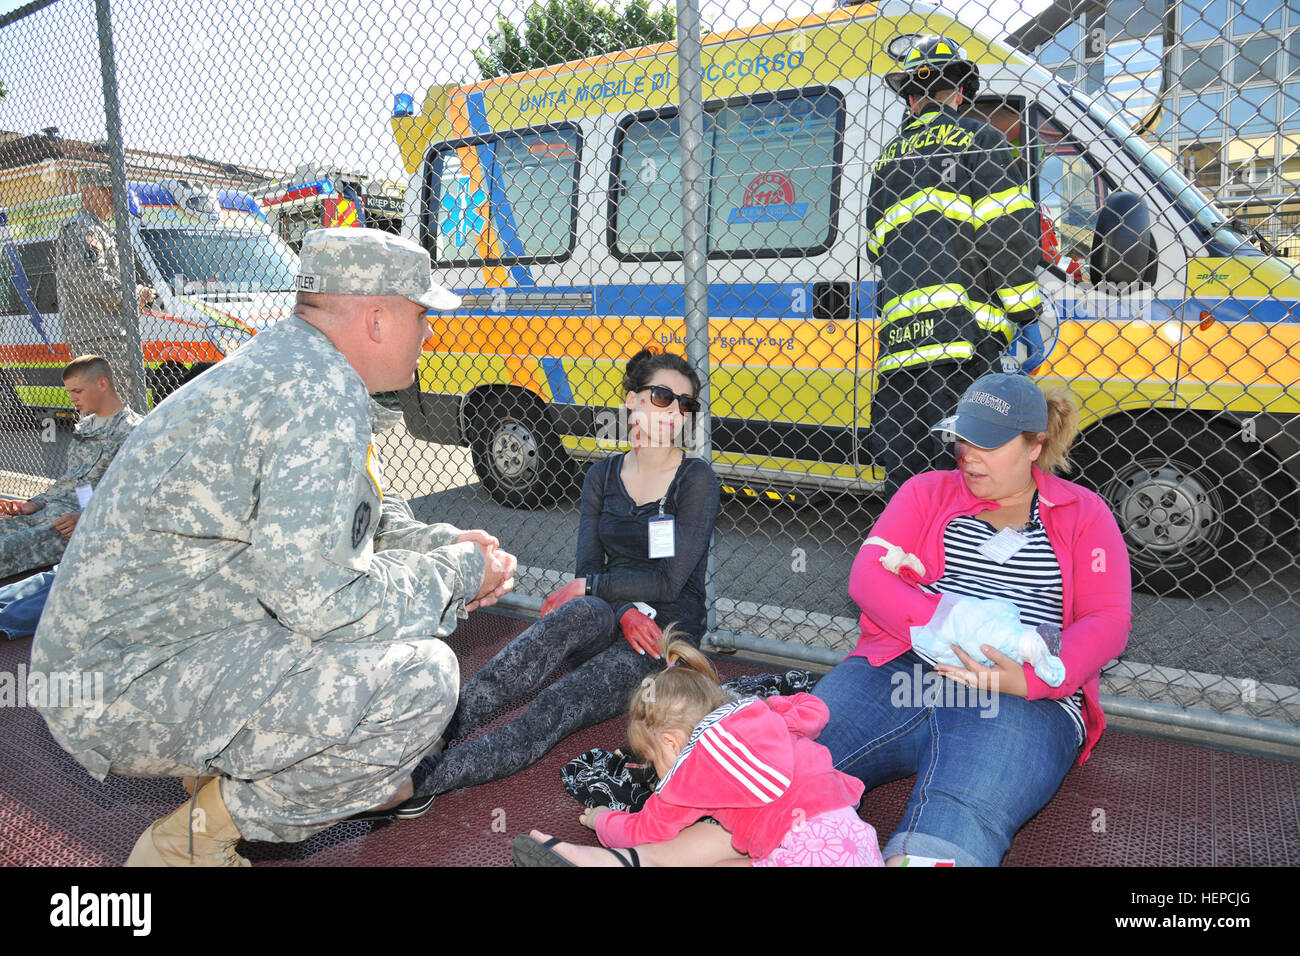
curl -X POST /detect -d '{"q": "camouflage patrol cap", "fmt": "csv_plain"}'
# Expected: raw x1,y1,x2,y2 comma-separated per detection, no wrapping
294,227,461,311
80,167,114,189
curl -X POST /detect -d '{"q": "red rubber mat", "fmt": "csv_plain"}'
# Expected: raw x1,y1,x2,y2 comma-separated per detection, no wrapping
2,613,1297,866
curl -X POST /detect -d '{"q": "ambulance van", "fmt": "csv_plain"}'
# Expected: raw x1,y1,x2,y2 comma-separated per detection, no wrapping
389,0,1299,594
0,177,298,414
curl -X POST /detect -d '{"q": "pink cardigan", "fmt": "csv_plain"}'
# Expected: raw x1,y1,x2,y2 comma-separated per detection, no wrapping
847,467,1132,763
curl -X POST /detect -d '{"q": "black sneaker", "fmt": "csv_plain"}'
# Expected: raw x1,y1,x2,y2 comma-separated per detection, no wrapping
348,757,438,822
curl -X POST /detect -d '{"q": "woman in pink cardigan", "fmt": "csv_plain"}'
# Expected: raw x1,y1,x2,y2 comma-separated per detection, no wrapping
813,372,1132,866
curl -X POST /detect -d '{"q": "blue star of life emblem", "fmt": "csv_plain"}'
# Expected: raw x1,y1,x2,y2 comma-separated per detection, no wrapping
441,178,487,247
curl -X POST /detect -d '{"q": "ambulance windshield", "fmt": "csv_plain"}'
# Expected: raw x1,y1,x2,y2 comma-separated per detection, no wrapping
1070,86,1255,253
140,229,299,295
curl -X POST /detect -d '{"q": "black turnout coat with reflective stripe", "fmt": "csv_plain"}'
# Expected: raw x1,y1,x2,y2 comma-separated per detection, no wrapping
865,103,1042,373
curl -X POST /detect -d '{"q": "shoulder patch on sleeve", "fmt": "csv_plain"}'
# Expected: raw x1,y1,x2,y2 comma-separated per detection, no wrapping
351,501,373,549
325,439,383,568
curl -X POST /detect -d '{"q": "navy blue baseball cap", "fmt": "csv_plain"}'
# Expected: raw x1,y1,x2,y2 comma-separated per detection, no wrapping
932,373,1048,449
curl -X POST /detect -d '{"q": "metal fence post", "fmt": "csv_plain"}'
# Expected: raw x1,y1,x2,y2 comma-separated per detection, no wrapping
674,0,715,631
94,0,148,413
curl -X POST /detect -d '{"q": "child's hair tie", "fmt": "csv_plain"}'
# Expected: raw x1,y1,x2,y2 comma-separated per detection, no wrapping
666,662,676,668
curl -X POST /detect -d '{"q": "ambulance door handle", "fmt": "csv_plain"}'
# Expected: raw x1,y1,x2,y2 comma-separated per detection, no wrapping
812,281,851,322
458,291,593,311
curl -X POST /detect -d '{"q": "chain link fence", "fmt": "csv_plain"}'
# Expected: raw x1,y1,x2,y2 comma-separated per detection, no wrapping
1,0,1297,744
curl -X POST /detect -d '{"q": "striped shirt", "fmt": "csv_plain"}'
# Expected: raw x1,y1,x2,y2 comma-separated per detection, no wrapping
917,495,1085,745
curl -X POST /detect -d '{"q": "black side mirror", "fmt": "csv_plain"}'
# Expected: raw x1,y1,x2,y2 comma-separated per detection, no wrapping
1091,190,1157,285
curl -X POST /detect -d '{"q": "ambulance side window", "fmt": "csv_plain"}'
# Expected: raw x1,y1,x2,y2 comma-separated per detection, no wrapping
424,125,580,265
709,91,841,255
611,86,843,260
1032,108,1110,269
614,115,691,256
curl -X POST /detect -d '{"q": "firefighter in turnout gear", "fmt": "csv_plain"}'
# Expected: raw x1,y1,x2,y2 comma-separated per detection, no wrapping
867,36,1043,496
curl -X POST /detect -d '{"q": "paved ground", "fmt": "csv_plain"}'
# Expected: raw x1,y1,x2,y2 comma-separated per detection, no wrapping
7,420,1298,723
4,618,1297,867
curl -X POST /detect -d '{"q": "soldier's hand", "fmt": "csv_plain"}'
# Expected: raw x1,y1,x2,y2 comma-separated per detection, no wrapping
540,578,584,616
0,499,41,517
456,529,499,551
52,512,80,537
467,543,516,611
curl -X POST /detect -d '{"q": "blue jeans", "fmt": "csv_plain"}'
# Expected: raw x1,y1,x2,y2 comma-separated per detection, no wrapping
814,652,1079,866
0,567,56,640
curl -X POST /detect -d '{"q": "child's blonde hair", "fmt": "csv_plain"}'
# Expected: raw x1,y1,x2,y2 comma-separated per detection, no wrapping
626,626,727,762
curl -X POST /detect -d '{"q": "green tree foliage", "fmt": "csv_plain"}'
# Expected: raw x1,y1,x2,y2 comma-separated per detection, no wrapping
474,0,675,80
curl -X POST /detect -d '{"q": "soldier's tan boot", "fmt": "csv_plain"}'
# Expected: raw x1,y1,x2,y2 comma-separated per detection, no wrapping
125,778,250,867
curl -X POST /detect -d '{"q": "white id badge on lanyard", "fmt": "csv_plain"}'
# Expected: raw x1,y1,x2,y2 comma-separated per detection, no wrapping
977,527,1029,564
648,513,675,559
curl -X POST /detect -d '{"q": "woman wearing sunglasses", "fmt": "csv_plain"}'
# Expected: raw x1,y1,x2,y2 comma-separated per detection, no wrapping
386,348,719,816
529,374,1132,867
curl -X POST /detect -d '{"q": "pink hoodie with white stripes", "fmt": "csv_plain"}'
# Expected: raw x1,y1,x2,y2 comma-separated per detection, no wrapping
594,694,865,858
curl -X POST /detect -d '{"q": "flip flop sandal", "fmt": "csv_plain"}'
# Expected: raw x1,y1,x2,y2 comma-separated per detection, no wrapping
511,834,639,867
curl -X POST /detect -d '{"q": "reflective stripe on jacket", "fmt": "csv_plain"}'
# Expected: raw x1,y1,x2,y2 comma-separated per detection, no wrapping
866,104,1042,373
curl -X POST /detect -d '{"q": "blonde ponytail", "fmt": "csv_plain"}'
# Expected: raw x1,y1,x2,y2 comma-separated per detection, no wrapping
626,625,727,762
1027,387,1079,474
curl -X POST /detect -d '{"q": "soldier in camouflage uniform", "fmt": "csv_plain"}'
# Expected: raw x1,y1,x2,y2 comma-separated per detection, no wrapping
32,228,517,866
54,167,154,405
0,356,141,577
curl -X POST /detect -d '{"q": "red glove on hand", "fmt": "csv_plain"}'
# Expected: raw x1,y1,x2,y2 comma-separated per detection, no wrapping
620,607,662,658
540,578,585,616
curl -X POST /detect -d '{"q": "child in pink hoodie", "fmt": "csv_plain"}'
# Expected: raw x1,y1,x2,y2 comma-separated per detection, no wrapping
581,638,883,867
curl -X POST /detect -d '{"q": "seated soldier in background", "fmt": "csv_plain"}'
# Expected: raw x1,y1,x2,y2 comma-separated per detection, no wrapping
0,356,142,578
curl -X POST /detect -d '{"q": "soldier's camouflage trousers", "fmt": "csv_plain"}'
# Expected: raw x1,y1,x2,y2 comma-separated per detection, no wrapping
99,630,458,844
0,511,70,579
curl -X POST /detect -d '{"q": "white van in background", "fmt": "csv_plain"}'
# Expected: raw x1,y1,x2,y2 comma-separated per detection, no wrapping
0,177,297,417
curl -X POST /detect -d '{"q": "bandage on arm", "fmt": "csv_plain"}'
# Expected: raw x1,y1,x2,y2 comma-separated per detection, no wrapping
863,536,926,577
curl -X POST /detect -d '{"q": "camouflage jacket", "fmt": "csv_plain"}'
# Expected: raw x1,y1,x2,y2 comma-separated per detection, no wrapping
29,406,143,513
55,206,124,317
31,316,485,779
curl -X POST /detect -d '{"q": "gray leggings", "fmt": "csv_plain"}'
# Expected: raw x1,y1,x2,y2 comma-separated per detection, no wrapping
422,596,674,795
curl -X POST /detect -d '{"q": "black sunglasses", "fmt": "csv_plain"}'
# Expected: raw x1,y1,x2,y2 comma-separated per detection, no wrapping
635,384,701,414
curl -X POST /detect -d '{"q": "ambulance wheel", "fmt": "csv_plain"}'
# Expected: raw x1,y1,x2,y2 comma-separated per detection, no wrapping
1085,424,1271,597
468,391,577,509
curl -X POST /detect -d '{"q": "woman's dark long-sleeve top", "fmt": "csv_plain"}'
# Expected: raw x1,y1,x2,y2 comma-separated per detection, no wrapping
575,452,720,638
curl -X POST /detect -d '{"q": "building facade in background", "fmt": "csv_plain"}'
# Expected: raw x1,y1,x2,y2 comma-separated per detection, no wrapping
1013,0,1300,252
0,128,277,209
